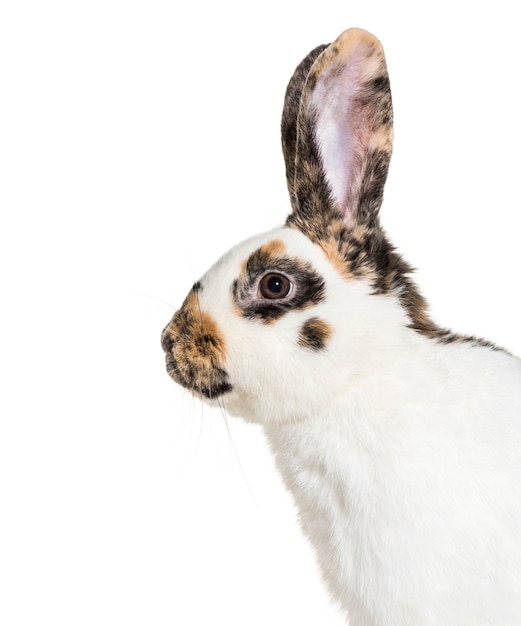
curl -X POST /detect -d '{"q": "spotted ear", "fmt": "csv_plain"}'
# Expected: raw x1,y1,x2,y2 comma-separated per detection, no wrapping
284,28,393,237
281,43,328,211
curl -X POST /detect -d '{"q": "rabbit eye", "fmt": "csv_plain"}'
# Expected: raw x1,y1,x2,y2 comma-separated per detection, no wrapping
259,273,292,299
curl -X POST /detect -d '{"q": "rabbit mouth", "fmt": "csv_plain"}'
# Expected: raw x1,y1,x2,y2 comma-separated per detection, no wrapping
165,353,233,400
161,286,232,401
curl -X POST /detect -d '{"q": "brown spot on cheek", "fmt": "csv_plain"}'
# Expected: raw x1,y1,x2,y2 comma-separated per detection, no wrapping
298,317,332,351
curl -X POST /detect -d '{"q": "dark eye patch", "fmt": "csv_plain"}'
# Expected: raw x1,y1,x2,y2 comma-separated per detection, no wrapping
232,246,326,322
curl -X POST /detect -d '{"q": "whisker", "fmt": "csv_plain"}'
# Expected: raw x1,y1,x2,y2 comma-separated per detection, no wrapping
218,398,258,507
130,289,177,311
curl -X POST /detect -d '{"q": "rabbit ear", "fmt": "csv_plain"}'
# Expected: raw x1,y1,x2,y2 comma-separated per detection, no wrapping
286,28,393,236
281,43,329,211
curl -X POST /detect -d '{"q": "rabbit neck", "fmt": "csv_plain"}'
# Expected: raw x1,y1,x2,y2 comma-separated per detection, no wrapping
262,341,521,625
264,398,402,619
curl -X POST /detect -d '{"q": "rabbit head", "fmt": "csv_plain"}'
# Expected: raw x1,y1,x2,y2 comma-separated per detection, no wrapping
161,28,439,423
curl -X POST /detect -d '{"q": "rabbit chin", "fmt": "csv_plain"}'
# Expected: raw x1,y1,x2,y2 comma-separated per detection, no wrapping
218,385,330,425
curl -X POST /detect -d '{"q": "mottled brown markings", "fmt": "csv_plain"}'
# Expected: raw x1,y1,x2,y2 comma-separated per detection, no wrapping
298,317,332,351
438,334,503,351
285,30,393,233
287,215,503,348
281,43,329,211
280,29,501,349
161,287,231,399
286,215,443,339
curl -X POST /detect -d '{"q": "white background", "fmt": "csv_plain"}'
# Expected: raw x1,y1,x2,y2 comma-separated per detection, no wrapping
1,1,520,624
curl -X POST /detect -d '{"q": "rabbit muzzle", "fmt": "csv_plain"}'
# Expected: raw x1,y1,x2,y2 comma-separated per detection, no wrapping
161,288,232,400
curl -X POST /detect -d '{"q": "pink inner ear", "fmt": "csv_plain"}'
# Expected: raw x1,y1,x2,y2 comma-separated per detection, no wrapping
310,51,372,224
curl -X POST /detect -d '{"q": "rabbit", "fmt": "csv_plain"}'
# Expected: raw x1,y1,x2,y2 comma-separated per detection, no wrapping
161,27,521,625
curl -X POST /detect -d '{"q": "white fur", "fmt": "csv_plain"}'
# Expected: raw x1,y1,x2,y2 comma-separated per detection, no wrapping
196,225,521,625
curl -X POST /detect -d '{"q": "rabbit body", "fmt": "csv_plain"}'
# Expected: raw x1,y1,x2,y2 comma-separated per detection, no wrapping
162,28,521,625
266,318,521,625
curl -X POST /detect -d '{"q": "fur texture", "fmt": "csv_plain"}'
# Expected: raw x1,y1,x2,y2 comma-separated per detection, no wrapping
162,28,521,625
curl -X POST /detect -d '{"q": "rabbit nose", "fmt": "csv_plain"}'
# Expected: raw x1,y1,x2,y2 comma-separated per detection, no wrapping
161,327,175,353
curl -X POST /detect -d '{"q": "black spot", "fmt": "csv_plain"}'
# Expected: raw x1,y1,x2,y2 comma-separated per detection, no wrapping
192,281,202,293
298,317,331,351
369,74,390,94
199,377,233,400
